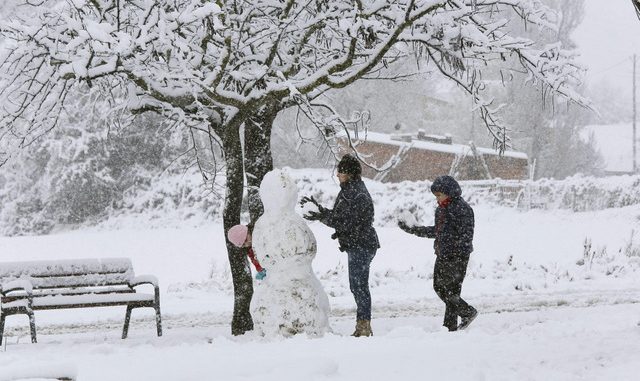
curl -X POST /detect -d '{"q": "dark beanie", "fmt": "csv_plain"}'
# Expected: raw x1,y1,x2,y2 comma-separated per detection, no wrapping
337,154,362,176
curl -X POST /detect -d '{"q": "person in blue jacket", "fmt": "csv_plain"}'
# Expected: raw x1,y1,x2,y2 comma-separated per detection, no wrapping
301,154,380,337
398,175,478,331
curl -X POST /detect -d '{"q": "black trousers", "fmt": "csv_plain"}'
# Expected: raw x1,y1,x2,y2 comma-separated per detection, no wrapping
433,254,476,330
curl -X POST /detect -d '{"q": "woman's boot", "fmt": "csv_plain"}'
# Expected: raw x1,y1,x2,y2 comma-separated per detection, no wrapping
351,320,363,336
360,320,373,337
352,320,373,337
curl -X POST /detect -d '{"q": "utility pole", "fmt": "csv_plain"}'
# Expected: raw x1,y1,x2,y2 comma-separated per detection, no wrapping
634,54,637,173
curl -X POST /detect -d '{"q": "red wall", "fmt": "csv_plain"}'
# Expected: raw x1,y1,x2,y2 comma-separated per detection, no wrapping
338,138,528,182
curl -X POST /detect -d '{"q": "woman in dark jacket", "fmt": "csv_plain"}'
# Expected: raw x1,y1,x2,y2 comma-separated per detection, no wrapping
398,175,477,331
302,154,380,337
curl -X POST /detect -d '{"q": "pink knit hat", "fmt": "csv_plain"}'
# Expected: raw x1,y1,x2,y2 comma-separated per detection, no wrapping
227,224,249,247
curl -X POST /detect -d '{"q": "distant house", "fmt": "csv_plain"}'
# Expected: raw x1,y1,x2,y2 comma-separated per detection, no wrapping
337,130,529,182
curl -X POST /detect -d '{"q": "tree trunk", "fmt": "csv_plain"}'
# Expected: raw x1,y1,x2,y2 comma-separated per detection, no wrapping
214,102,280,335
219,121,254,335
243,102,279,224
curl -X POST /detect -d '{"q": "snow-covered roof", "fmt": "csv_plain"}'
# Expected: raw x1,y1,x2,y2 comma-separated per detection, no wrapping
342,131,528,159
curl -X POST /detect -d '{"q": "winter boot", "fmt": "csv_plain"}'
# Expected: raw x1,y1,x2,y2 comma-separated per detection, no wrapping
459,309,478,330
351,320,363,337
352,320,373,337
361,320,373,337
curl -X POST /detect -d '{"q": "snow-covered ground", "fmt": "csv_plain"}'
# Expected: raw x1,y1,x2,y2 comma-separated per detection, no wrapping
1,199,640,380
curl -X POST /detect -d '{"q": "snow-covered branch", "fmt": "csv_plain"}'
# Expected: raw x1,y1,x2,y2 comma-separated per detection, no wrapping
0,0,588,156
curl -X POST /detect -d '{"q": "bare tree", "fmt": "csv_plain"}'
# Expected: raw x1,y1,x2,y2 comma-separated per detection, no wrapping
0,0,588,335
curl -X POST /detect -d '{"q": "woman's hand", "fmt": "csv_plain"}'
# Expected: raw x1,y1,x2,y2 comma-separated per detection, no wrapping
301,195,329,221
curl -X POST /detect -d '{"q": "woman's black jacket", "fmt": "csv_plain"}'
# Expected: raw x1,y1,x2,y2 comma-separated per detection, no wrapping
321,178,380,252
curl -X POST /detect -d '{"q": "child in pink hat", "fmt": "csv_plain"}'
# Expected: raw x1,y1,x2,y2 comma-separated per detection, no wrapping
227,224,266,280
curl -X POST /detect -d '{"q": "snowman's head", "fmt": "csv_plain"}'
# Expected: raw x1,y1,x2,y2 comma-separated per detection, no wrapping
259,169,298,214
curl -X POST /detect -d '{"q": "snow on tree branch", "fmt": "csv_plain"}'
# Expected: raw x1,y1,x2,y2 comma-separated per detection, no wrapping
0,0,588,157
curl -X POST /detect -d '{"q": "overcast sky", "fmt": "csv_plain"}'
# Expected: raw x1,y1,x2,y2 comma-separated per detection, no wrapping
573,1,640,92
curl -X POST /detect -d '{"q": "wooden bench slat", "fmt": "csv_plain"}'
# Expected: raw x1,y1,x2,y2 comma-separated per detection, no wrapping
1,294,154,311
24,273,133,289
29,271,131,279
31,293,155,308
2,286,135,303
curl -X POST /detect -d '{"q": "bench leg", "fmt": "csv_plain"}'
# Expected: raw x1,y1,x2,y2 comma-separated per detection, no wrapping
122,305,133,339
0,312,5,345
154,302,162,337
28,312,37,343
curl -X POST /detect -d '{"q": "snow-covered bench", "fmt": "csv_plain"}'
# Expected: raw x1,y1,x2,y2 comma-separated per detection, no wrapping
0,258,162,344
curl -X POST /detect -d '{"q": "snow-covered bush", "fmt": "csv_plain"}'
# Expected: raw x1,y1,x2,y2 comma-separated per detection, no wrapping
622,230,640,258
576,236,636,279
465,175,640,212
2,165,640,235
0,112,183,235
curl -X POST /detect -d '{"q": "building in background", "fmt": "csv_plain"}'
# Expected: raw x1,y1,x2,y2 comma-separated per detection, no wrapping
338,130,528,182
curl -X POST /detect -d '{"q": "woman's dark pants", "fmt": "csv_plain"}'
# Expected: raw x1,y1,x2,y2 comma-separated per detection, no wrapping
347,247,376,320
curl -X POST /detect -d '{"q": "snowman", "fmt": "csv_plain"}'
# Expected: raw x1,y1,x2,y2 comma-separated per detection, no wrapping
251,169,330,337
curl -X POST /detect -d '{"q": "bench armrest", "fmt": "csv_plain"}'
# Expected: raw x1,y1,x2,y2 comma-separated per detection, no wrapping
129,275,159,288
1,279,34,295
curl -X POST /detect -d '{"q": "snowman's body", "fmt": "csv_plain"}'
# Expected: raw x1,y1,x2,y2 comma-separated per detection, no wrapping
251,169,330,337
